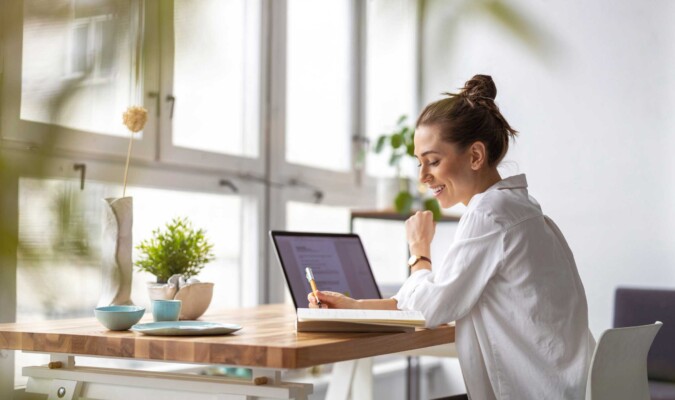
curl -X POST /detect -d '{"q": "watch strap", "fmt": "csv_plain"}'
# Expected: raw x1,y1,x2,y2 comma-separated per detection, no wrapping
409,255,432,267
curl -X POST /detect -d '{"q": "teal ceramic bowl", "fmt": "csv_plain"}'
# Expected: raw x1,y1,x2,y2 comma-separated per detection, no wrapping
94,306,145,331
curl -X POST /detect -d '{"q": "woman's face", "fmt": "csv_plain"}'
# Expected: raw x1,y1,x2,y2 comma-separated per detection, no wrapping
414,125,475,208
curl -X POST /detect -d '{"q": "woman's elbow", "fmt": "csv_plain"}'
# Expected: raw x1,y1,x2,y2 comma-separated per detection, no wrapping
420,307,455,329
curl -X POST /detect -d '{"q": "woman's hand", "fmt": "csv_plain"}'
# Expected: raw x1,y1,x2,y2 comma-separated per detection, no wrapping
405,210,435,256
307,291,360,309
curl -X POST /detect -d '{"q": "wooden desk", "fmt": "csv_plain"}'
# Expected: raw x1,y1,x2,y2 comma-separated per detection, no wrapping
0,304,455,400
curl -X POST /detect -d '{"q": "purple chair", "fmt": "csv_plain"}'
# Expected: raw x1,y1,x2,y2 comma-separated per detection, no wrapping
614,288,675,400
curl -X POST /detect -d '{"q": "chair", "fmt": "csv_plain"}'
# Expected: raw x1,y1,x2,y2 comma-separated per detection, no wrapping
614,287,675,400
586,321,662,400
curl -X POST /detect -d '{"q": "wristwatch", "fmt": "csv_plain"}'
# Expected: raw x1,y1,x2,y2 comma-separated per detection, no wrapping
407,255,432,267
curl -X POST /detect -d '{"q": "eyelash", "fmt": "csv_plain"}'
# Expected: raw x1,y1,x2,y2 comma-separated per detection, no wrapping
417,160,440,168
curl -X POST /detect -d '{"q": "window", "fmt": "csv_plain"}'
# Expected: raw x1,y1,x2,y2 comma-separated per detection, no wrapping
17,177,252,320
286,201,351,233
285,0,352,172
365,0,418,177
66,16,116,81
20,0,141,137
170,0,261,158
13,169,259,387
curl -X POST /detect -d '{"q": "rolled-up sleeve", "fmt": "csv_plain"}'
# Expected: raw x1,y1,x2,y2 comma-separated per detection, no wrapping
392,211,504,327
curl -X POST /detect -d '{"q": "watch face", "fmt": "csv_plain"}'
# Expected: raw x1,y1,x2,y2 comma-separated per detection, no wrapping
407,255,417,266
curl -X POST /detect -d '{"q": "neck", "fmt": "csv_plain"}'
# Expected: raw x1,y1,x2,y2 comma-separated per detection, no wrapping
463,168,502,205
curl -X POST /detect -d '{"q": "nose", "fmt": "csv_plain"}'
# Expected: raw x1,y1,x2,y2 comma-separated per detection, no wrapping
419,165,431,183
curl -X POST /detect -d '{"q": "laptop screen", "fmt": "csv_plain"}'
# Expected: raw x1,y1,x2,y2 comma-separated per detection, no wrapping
270,231,383,308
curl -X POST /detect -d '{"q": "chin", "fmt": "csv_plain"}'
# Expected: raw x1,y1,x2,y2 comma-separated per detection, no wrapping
437,198,453,209
437,194,463,209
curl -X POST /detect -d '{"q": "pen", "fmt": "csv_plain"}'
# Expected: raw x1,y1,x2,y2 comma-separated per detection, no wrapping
305,267,322,307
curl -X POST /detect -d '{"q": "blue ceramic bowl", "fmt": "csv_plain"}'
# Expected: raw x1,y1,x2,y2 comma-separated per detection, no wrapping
94,306,145,331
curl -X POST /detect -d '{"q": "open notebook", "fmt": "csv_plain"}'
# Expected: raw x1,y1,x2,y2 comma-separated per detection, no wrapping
296,308,426,333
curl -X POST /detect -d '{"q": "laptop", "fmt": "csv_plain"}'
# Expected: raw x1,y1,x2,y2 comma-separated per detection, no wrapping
269,231,383,309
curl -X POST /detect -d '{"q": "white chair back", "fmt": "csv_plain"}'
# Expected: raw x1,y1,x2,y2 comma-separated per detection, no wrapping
586,321,663,400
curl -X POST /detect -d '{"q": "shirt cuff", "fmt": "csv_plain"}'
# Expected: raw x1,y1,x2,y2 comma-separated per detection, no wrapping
391,268,433,310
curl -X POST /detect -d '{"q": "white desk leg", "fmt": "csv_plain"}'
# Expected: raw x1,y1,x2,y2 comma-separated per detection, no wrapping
325,358,373,400
326,360,357,400
0,350,14,400
352,358,373,400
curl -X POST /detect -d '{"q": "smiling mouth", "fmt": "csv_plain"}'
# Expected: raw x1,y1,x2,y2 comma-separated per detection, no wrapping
430,185,445,196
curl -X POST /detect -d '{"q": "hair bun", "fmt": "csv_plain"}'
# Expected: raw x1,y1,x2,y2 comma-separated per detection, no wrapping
461,74,497,101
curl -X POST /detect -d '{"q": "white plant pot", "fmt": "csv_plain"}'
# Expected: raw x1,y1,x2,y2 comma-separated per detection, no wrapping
146,280,214,320
147,282,178,301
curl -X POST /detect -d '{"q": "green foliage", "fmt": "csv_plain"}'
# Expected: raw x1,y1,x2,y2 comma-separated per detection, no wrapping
373,116,416,170
394,191,414,215
135,217,215,283
373,115,441,220
423,197,442,221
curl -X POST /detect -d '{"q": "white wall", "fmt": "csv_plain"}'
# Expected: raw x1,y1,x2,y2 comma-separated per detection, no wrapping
422,0,675,337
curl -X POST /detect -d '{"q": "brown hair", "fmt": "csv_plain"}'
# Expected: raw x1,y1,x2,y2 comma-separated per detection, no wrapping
416,74,518,166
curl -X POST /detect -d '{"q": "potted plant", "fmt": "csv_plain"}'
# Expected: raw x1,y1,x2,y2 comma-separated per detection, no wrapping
136,217,216,320
372,115,441,219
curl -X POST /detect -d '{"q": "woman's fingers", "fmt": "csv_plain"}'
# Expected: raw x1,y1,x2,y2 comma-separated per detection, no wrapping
308,291,328,307
308,292,319,307
307,291,344,308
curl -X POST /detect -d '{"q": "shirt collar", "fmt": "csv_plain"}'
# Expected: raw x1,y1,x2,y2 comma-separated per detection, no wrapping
489,173,528,191
466,174,528,210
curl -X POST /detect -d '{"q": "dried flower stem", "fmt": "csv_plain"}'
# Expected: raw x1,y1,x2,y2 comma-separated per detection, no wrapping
121,106,148,198
122,134,133,197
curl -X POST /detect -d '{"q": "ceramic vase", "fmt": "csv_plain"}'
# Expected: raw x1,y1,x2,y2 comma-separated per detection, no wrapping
175,282,214,320
147,276,213,320
98,197,134,306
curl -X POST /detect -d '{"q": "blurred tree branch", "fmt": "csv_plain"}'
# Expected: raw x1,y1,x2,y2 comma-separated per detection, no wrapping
421,0,559,69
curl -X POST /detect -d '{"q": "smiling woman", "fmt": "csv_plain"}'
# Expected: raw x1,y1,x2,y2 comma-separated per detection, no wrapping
413,75,517,208
309,75,596,400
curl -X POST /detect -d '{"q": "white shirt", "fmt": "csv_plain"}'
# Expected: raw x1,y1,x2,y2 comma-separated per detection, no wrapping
393,174,595,400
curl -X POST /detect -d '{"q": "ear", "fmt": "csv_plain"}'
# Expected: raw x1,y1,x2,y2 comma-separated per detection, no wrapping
468,141,488,170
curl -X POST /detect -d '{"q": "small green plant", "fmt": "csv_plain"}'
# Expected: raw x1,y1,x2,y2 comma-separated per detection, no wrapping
135,217,215,283
373,115,441,220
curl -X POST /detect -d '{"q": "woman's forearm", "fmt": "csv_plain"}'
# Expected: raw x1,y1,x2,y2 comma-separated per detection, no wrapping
356,298,399,310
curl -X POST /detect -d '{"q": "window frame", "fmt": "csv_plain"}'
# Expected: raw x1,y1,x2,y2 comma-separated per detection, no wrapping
155,0,267,175
268,0,371,188
1,0,157,161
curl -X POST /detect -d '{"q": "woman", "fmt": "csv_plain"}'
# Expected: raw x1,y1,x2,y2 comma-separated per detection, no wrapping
308,75,595,400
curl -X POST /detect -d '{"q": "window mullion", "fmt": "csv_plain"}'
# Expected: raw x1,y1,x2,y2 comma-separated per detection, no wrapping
352,0,367,183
